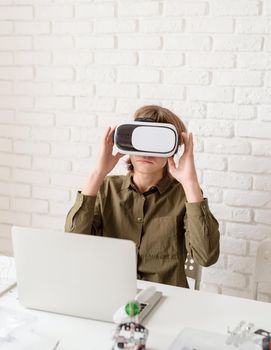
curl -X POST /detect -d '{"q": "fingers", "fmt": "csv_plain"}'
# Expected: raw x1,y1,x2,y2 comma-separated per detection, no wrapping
102,126,116,147
107,126,115,143
181,132,188,146
102,127,111,144
182,132,193,154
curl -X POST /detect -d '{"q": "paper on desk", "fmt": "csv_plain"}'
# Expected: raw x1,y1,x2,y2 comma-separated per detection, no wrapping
0,305,60,350
168,328,260,350
0,256,17,296
0,329,60,350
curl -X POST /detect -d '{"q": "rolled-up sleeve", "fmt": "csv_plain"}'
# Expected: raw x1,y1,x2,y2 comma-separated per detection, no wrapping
184,198,220,267
65,191,100,235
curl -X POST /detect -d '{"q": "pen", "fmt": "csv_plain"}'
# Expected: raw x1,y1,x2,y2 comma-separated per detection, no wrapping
52,340,60,350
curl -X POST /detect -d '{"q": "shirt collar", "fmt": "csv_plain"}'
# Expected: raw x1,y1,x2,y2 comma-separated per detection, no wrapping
122,174,133,190
122,173,174,194
156,173,174,194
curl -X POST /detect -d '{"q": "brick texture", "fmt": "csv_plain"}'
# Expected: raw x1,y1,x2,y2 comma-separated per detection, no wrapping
0,0,270,301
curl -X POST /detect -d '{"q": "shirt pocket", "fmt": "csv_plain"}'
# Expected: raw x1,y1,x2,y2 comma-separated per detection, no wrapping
142,216,179,258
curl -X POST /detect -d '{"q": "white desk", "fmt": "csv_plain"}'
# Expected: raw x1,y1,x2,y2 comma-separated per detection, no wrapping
1,280,271,350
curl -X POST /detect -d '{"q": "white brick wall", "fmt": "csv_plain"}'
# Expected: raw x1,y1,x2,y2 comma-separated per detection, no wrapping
0,0,270,302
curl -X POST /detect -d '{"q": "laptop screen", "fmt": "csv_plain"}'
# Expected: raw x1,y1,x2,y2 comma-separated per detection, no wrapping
12,226,137,322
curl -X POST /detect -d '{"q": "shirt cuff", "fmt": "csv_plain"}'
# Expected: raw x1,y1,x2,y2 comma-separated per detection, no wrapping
185,198,209,217
76,191,97,210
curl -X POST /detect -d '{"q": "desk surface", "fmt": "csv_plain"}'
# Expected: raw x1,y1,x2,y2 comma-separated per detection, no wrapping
1,280,271,349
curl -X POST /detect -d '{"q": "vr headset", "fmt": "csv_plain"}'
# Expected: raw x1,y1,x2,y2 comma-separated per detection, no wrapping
113,121,178,157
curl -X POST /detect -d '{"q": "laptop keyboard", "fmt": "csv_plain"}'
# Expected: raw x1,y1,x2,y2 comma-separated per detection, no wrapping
139,303,147,313
137,291,163,322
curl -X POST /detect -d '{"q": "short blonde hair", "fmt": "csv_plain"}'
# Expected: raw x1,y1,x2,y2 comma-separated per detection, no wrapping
126,105,187,173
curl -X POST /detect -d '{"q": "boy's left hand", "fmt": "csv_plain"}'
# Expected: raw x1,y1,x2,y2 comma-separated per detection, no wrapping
168,132,198,185
168,132,203,203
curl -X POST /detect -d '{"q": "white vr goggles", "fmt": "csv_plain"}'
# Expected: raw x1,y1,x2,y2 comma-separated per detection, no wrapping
113,121,178,157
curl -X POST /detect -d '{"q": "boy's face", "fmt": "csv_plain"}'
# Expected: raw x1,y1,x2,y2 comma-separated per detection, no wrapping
130,155,168,175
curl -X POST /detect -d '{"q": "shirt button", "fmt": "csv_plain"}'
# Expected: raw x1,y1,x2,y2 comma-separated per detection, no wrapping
137,217,142,222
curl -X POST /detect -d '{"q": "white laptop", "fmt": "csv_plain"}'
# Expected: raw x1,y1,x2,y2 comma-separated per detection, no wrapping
12,226,138,323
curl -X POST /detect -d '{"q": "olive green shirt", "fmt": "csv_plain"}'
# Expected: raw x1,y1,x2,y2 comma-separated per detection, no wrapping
65,174,220,288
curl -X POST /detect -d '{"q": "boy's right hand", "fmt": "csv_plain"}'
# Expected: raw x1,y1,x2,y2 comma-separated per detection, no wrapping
82,127,124,196
94,126,124,177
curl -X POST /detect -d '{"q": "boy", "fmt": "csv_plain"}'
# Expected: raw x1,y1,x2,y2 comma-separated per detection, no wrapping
65,105,220,288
